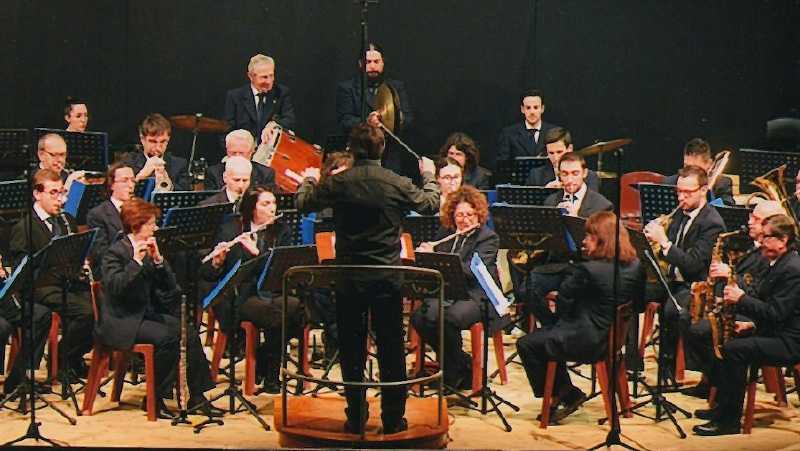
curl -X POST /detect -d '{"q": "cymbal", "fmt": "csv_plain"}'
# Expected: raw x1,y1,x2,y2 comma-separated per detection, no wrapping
169,115,231,134
597,171,618,179
576,138,632,157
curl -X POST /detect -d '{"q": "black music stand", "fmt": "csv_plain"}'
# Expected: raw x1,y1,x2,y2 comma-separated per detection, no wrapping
275,193,295,211
276,210,306,246
0,129,30,178
134,178,155,200
200,255,269,432
37,229,96,416
151,190,221,212
32,128,108,172
496,184,558,205
495,157,548,185
738,148,800,192
64,181,108,225
562,215,587,258
402,214,441,247
637,183,678,224
491,204,566,252
714,205,750,232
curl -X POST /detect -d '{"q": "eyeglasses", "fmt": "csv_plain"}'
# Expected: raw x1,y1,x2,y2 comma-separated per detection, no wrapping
42,189,67,197
113,176,136,184
439,175,461,182
40,150,67,159
454,211,477,219
676,186,701,196
762,233,783,241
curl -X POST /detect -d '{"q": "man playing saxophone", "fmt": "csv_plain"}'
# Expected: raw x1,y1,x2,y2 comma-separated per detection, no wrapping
643,165,725,379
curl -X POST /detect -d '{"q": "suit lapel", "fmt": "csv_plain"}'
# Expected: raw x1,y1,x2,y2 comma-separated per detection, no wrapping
240,86,258,123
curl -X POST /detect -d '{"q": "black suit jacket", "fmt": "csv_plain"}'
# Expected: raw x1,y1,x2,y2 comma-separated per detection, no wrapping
204,161,276,192
526,165,601,191
663,173,735,206
86,200,123,272
737,250,800,356
223,83,296,145
663,203,725,283
464,166,493,190
336,77,414,134
544,188,613,218
97,238,180,350
497,121,557,160
125,152,192,191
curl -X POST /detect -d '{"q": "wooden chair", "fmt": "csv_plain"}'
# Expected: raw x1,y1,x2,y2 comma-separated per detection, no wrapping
47,312,61,381
5,328,22,374
539,303,633,428
638,301,685,382
620,171,664,229
209,321,259,395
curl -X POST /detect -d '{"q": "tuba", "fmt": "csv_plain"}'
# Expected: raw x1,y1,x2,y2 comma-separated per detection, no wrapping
747,164,800,238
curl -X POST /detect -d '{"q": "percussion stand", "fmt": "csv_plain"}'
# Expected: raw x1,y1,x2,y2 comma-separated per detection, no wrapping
186,113,201,181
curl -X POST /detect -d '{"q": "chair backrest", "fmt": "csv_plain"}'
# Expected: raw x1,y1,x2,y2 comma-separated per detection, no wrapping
608,302,633,362
89,281,102,323
315,231,335,263
620,171,664,228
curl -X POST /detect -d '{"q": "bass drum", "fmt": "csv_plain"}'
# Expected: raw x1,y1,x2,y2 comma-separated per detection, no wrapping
254,126,323,193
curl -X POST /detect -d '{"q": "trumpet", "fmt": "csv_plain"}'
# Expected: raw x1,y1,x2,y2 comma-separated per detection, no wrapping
200,213,283,264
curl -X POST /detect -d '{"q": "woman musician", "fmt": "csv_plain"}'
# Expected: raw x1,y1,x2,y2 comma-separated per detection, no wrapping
98,198,221,419
411,185,507,390
200,185,303,394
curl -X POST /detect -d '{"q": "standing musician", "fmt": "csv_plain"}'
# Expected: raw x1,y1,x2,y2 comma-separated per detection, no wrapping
205,129,276,192
126,113,192,192
517,211,644,424
198,156,252,209
437,132,492,189
497,89,558,160
98,198,221,419
663,138,735,205
411,185,504,390
682,200,783,398
643,165,725,377
524,127,600,191
63,96,89,132
515,152,613,327
223,54,296,146
201,185,303,394
0,256,52,396
693,214,800,436
86,162,136,276
296,123,439,435
336,43,419,186
8,169,94,379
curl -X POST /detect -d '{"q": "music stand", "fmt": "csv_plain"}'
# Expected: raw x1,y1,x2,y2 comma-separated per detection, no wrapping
276,192,296,211
738,148,800,192
562,215,587,257
402,214,441,247
199,255,269,432
134,178,155,200
714,205,750,232
490,204,567,252
637,183,678,224
495,157,548,185
276,210,306,246
496,184,558,205
0,129,30,172
257,245,318,293
151,190,221,212
64,181,108,225
32,128,108,172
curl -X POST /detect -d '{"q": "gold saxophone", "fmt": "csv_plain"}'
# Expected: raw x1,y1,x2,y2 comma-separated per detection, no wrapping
707,231,746,359
689,230,740,325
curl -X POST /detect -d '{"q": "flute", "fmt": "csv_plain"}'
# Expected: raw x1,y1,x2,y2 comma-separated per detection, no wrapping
200,213,283,264
425,222,480,247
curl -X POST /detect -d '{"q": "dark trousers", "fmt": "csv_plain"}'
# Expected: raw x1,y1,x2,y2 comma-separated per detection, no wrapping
520,272,564,327
1,304,52,393
39,289,94,371
649,282,691,375
335,274,406,426
411,298,480,386
134,313,214,399
710,335,798,426
238,295,303,385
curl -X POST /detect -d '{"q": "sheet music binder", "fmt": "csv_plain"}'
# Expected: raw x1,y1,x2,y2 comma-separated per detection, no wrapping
0,255,30,314
496,184,558,206
159,203,234,248
35,229,97,286
637,183,678,224
495,156,548,185
257,245,318,293
33,128,108,172
134,178,155,200
402,214,440,247
470,253,510,316
64,181,108,224
201,255,268,310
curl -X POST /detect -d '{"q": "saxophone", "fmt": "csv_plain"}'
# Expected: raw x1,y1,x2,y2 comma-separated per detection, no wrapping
689,231,735,324
704,230,745,359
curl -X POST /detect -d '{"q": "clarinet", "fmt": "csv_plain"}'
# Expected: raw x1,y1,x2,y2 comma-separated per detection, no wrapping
178,294,189,412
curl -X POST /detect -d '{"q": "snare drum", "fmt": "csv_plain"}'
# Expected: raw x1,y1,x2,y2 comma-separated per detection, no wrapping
257,127,323,193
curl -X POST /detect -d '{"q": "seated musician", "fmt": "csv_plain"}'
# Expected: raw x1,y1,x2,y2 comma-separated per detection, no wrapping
201,185,303,394
682,199,783,398
517,211,643,424
64,96,89,132
438,132,492,189
497,89,557,160
411,185,504,390
524,127,600,191
436,156,463,207
642,165,725,377
0,255,52,396
663,138,734,206
205,129,275,192
98,198,221,418
693,214,800,436
518,152,613,327
37,133,88,191
86,162,136,276
199,156,252,209
127,113,191,191
8,169,94,380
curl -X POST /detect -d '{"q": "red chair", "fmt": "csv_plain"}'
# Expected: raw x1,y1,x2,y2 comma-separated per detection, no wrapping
620,171,664,230
539,303,633,428
209,321,259,395
469,323,509,391
638,301,685,382
47,312,61,381
6,329,22,374
81,282,158,421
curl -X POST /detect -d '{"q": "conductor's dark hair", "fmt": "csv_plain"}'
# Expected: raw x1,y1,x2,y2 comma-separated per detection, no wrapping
63,96,88,116
678,165,709,187
544,127,572,147
240,185,275,226
520,89,545,106
347,123,385,160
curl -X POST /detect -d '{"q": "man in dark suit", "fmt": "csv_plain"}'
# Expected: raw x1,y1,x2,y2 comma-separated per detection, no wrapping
8,169,94,379
198,156,251,210
643,165,725,376
693,214,800,436
335,43,418,185
205,129,275,192
86,162,136,276
497,89,558,160
223,54,296,146
662,138,735,205
126,113,192,191
526,127,600,191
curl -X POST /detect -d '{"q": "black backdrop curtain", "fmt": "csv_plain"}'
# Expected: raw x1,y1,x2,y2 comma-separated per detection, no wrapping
1,0,798,174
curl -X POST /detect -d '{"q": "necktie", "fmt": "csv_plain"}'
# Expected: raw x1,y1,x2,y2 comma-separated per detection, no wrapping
256,92,268,124
528,128,539,144
668,214,688,279
47,216,64,237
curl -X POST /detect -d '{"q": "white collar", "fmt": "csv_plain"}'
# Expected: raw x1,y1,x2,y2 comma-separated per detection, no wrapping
127,233,140,249
225,188,240,204
110,196,124,212
525,120,542,130
33,203,51,222
682,202,705,221
565,183,588,200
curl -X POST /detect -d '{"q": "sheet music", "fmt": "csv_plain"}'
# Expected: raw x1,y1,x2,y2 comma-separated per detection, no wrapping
469,253,510,316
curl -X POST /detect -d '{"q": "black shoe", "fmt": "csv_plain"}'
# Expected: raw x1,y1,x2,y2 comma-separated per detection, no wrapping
188,395,224,418
535,404,559,425
551,389,587,423
692,420,740,436
382,417,408,435
344,406,369,434
681,382,710,399
694,408,717,420
70,360,90,379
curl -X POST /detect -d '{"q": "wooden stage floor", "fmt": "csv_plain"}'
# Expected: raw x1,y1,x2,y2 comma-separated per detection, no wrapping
2,333,800,450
